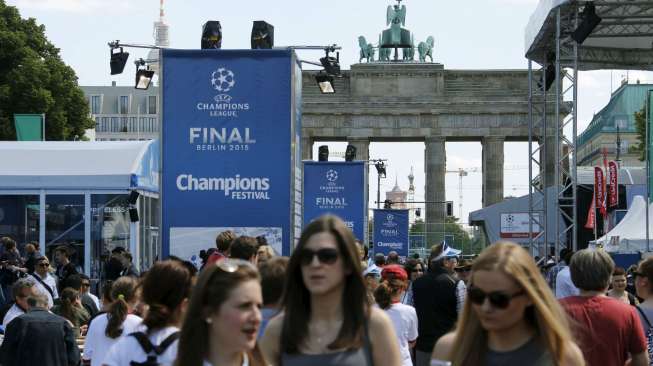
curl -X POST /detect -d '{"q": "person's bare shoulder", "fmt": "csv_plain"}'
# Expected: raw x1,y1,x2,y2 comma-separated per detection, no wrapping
432,332,456,361
560,342,585,366
260,312,284,366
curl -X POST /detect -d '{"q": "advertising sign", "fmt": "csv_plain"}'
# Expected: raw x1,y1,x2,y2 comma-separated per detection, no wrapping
161,49,301,258
373,209,409,260
608,161,618,208
500,213,541,238
303,161,367,242
595,166,606,216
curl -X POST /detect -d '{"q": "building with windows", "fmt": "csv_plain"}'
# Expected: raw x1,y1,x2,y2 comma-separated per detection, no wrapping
82,83,159,141
577,82,649,167
386,178,408,209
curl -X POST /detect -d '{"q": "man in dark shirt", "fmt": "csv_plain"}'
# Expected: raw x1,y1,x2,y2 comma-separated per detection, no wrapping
412,243,461,366
0,290,80,366
53,245,78,292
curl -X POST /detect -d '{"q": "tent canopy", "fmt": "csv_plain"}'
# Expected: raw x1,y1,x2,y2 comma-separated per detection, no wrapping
595,195,653,252
525,0,653,70
0,140,159,192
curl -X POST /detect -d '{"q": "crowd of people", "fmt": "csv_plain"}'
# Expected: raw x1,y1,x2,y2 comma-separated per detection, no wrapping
0,216,652,365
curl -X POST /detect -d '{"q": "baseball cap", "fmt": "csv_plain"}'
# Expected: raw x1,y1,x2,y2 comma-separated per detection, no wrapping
363,264,382,278
433,243,462,261
381,264,408,281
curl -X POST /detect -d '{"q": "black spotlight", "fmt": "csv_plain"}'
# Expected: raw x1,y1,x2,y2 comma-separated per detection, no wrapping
201,21,223,49
127,191,140,205
345,144,357,161
320,52,341,76
251,21,274,49
129,207,139,222
110,47,129,75
571,2,602,44
384,199,393,209
318,145,329,162
135,61,155,90
375,162,386,178
415,208,421,217
446,201,454,217
315,72,335,94
537,62,556,92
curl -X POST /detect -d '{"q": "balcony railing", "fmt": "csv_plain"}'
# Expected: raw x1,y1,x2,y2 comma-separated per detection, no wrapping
94,115,158,133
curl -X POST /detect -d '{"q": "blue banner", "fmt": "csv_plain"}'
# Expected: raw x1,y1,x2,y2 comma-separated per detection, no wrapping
373,209,409,260
161,49,301,260
303,161,367,242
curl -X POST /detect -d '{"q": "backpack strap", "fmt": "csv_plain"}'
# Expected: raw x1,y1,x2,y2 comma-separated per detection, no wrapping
29,273,54,300
636,306,653,328
129,331,180,366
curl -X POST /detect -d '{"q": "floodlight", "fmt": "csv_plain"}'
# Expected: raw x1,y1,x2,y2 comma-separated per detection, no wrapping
320,52,341,76
315,73,335,94
571,3,602,44
135,62,155,90
446,201,454,217
129,207,139,222
201,21,223,49
345,144,357,161
127,190,140,205
538,62,556,92
251,21,274,49
318,145,329,162
384,199,393,209
415,208,421,217
375,162,386,178
110,47,129,75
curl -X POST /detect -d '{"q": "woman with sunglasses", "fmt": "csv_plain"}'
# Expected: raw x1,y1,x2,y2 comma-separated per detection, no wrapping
260,215,401,366
103,260,193,366
175,258,265,366
401,259,423,306
432,241,584,366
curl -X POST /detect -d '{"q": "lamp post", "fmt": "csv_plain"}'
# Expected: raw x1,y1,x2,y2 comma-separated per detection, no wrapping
372,160,387,209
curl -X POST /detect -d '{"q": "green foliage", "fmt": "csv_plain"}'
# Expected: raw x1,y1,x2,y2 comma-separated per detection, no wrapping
409,216,483,255
634,104,647,161
0,1,93,140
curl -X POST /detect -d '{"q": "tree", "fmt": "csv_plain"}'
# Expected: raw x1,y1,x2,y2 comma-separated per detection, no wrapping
0,1,93,140
634,104,647,161
409,216,481,255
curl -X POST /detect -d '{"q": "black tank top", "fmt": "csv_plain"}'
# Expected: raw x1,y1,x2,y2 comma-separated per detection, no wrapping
484,337,553,366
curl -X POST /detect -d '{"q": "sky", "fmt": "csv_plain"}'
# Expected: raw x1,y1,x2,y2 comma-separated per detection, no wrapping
8,0,653,226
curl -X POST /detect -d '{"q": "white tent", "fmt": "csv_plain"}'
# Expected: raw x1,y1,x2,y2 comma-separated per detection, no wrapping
593,196,653,253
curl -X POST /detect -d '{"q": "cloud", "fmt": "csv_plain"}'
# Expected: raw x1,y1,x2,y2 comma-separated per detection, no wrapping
11,0,132,13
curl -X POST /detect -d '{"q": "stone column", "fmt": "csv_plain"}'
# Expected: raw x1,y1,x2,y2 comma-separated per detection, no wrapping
425,137,446,244
301,136,313,161
482,137,504,207
347,138,370,244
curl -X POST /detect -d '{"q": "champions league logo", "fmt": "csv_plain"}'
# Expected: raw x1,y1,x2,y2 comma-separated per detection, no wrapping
326,169,338,182
196,67,250,118
386,214,394,222
211,68,235,92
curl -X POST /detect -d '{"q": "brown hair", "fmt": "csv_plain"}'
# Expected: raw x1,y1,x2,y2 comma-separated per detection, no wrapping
449,241,582,366
175,260,266,366
58,287,82,327
613,267,626,276
638,257,653,293
229,236,259,262
259,256,289,306
281,215,368,354
105,276,139,338
215,230,237,253
141,260,192,332
374,278,406,310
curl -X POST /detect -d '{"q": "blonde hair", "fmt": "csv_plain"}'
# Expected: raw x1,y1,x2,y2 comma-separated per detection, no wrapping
449,241,582,366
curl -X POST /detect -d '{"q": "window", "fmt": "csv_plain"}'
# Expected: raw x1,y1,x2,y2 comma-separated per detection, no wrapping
148,96,157,114
119,96,130,114
90,95,101,114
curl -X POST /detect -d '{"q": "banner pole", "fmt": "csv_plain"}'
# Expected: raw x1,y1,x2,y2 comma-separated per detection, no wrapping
42,113,45,141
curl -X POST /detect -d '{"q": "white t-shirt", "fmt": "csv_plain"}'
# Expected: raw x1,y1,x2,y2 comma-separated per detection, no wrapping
2,303,25,328
30,272,59,309
385,303,418,366
102,326,180,366
83,313,142,366
555,266,580,299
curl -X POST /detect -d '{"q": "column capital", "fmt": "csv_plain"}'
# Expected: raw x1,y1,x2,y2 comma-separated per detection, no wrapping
482,136,505,143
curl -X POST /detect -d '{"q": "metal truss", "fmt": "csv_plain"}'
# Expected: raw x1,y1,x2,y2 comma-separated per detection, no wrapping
528,61,548,257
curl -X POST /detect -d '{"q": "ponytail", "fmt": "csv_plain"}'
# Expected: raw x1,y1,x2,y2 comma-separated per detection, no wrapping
105,276,139,339
373,278,406,310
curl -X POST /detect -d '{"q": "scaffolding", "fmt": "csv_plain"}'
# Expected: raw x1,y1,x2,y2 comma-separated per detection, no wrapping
526,0,653,257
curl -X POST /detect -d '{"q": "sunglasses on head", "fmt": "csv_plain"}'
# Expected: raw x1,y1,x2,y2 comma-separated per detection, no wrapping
299,247,339,266
215,258,256,273
467,286,525,309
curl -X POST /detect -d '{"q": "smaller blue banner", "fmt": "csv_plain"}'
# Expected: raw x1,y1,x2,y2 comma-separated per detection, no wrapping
303,161,367,242
373,209,409,260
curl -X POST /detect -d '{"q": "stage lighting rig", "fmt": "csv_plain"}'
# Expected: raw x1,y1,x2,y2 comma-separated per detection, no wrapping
134,59,155,90
201,21,223,49
251,21,274,49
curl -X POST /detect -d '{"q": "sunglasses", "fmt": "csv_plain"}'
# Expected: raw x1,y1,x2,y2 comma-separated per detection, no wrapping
633,271,645,278
299,248,339,266
81,282,91,287
38,263,49,267
467,286,525,309
455,267,471,273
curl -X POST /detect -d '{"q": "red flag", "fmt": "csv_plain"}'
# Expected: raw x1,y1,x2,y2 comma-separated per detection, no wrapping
585,197,595,229
608,161,618,207
595,166,607,217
